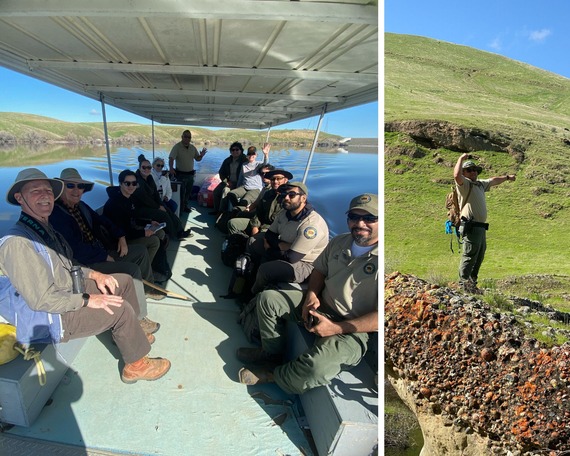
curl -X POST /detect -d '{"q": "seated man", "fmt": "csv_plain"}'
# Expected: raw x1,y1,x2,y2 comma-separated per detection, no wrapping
224,143,270,210
247,182,329,295
0,168,171,384
226,166,288,237
49,168,162,336
237,194,379,394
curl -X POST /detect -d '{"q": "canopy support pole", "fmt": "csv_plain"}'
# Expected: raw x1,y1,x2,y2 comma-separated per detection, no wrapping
100,94,113,185
265,125,272,143
302,104,327,184
151,116,155,160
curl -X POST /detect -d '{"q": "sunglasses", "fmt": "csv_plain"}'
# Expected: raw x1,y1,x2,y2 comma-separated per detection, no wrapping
231,148,241,152
182,136,191,139
280,191,302,199
154,164,164,168
65,183,88,190
141,166,152,170
270,177,286,182
347,212,378,223
122,181,138,187
464,168,478,173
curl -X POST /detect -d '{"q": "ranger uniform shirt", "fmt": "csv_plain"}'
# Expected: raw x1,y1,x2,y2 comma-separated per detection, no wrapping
314,233,378,320
169,141,200,172
267,207,329,264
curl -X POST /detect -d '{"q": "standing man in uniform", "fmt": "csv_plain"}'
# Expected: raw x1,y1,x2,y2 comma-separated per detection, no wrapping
169,129,207,213
454,153,516,293
247,181,329,295
237,193,378,393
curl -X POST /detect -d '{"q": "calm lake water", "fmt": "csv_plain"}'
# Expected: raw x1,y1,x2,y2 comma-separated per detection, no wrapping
0,144,378,236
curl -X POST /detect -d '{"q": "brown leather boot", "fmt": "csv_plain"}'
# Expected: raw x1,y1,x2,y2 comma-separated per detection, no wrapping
121,356,171,384
238,367,274,385
140,317,161,334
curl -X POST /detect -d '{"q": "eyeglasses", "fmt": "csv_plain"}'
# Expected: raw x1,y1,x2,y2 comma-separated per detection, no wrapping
65,183,88,190
270,177,286,182
280,191,302,199
122,181,138,187
141,166,151,170
154,164,164,168
347,212,378,223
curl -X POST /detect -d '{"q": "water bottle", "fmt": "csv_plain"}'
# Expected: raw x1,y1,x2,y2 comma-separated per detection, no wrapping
71,266,85,294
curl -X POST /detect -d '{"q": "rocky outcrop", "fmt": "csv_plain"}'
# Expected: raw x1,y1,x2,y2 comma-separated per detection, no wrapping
385,272,570,455
385,120,527,163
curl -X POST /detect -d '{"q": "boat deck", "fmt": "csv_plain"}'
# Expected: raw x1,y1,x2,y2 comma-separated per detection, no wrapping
0,205,314,455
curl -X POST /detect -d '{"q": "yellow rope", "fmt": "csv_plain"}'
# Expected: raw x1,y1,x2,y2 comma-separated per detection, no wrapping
13,345,47,386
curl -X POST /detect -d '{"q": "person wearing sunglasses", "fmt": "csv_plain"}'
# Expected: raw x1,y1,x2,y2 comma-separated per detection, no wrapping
209,141,248,216
455,153,516,294
150,157,177,214
227,168,291,237
168,130,207,213
246,181,329,296
237,193,378,392
132,155,191,241
50,168,165,334
103,170,172,285
0,168,171,384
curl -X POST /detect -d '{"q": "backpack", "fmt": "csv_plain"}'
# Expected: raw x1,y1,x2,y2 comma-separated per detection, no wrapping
221,253,257,304
445,183,472,253
221,233,249,267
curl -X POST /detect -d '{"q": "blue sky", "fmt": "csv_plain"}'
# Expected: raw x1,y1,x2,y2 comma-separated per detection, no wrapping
385,0,570,80
0,67,378,139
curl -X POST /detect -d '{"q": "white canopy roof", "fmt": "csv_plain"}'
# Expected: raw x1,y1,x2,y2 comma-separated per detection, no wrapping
0,0,378,129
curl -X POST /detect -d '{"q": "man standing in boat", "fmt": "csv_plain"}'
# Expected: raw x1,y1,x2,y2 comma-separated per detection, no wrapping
237,193,378,393
0,168,171,384
247,181,329,295
168,129,207,213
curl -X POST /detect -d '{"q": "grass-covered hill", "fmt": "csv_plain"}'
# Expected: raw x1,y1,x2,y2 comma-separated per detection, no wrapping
385,33,570,307
0,112,342,147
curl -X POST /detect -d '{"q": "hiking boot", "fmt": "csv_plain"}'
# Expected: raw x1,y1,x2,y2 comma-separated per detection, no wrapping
140,317,160,335
236,347,282,366
146,333,155,345
177,228,193,240
238,367,274,386
121,356,171,384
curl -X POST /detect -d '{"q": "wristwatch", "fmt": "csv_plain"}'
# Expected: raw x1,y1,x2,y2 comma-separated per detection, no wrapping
82,293,90,307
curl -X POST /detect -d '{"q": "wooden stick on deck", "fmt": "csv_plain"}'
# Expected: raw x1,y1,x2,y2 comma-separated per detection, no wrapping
143,279,192,301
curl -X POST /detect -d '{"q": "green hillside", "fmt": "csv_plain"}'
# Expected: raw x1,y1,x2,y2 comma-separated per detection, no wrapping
385,33,570,306
0,112,342,146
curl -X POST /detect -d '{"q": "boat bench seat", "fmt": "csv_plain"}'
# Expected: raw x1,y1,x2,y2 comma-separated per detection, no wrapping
0,337,87,427
286,319,378,456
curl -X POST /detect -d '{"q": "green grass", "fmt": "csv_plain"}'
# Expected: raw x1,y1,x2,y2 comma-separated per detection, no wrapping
385,33,570,309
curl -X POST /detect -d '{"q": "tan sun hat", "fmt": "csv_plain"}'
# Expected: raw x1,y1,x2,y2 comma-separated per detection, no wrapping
59,168,94,192
6,168,64,205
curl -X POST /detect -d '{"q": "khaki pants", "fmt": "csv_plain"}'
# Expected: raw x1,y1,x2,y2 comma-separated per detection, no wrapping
256,288,369,395
60,273,150,364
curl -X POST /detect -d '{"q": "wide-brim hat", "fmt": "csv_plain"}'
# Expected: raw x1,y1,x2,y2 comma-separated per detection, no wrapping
462,160,483,174
347,193,378,216
282,181,309,197
58,168,94,192
6,168,64,205
265,169,293,180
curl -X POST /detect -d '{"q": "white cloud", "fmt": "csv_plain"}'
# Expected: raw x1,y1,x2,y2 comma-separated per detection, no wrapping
89,109,100,116
489,37,502,51
529,29,551,43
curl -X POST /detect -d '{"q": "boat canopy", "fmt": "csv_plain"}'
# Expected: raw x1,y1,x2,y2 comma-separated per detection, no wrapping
0,0,378,129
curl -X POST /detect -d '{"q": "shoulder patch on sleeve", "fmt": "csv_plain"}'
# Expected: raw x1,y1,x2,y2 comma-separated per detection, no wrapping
303,226,317,239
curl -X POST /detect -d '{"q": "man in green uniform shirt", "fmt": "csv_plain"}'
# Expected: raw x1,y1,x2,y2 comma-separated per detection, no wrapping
237,193,378,394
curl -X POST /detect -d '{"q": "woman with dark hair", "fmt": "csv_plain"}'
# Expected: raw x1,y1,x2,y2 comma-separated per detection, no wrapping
210,142,248,216
131,155,191,241
103,169,172,283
